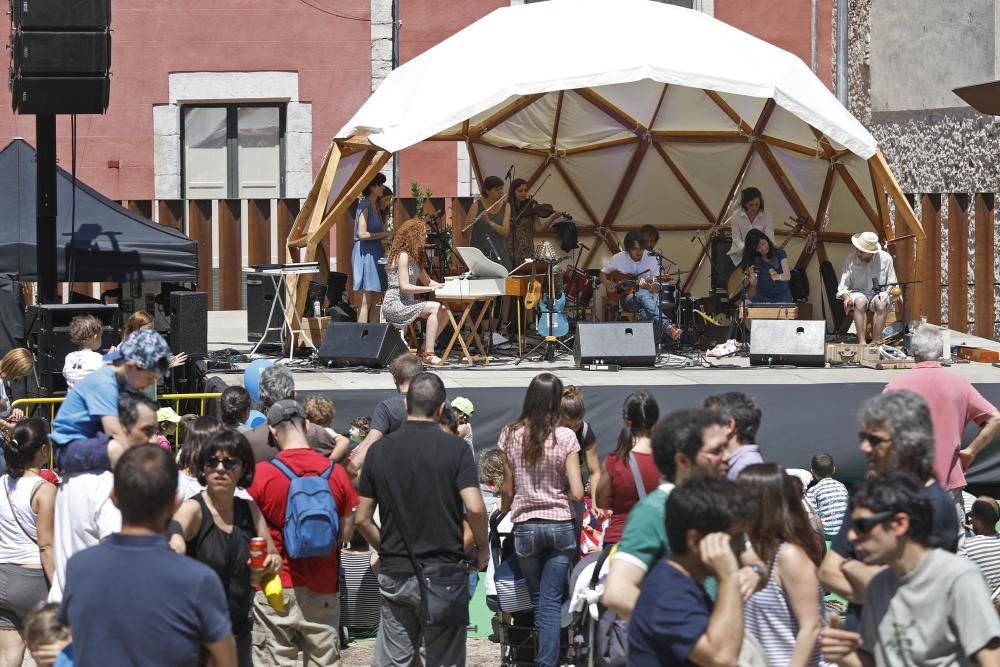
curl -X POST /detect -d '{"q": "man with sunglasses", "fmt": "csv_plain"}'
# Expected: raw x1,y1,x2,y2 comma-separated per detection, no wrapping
820,473,1000,666
820,391,959,631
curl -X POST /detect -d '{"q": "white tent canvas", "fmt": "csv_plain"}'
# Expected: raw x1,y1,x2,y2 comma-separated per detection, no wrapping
291,0,920,310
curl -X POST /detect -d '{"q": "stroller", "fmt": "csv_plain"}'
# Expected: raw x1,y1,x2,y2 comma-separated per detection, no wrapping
566,548,618,667
487,510,573,666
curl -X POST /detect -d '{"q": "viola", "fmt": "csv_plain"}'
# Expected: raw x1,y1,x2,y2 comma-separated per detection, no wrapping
522,198,570,221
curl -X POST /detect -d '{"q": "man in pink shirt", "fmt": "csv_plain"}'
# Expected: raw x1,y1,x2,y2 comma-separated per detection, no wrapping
885,325,1000,513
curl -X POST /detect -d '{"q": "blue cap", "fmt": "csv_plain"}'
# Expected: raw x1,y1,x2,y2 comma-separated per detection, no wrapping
104,328,171,372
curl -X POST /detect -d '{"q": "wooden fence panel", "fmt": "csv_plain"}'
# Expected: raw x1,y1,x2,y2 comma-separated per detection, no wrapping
187,200,213,310
277,199,300,264
918,194,942,324
218,200,242,310
974,193,996,339
947,194,969,332
247,199,271,267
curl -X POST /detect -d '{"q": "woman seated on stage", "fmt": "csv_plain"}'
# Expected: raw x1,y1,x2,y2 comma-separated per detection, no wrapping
381,218,446,366
508,178,563,264
740,228,793,304
353,173,391,324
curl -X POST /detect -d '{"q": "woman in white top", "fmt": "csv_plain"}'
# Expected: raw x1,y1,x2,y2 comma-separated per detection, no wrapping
0,418,56,666
728,187,775,265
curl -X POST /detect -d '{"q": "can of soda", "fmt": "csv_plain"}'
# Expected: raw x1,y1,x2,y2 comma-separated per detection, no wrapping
249,537,267,569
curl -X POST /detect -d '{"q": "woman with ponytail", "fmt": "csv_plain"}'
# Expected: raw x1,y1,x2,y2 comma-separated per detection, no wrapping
0,419,55,666
594,391,660,545
499,373,583,667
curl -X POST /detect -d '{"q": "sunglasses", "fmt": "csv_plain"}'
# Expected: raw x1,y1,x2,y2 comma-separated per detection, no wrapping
204,456,241,472
849,511,896,534
858,431,892,447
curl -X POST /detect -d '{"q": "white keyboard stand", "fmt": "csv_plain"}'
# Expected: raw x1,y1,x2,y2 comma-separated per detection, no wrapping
244,264,320,360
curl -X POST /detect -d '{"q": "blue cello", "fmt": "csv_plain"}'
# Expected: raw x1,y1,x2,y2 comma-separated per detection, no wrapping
535,241,570,338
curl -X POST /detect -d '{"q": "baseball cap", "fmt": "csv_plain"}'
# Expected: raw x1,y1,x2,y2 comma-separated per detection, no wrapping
266,399,305,427
451,396,474,416
156,407,181,424
104,329,171,372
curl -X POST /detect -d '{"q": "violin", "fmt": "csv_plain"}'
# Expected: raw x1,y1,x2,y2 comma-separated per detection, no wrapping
522,198,571,221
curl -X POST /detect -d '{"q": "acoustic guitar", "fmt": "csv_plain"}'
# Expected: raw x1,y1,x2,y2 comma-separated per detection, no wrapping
604,269,655,305
727,216,808,301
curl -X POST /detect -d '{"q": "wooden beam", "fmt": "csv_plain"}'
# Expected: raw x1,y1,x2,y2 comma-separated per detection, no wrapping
562,137,640,156
651,130,747,143
869,159,892,239
974,193,996,339
651,143,715,223
870,149,924,240
601,142,648,228
947,193,970,333
918,194,942,324
754,142,812,223
470,94,546,138
794,163,835,270
576,87,644,133
466,141,484,193
306,152,391,249
157,200,184,232
290,145,338,245
218,200,242,310
649,84,669,128
758,135,824,157
834,163,881,230
704,90,753,133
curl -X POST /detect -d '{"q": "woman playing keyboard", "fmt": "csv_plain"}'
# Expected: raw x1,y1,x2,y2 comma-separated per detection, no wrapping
381,219,447,366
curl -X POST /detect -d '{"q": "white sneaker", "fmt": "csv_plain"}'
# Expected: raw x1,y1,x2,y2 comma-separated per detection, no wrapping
491,332,509,346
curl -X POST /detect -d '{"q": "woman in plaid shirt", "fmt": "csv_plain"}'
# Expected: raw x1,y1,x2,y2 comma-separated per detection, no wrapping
500,373,585,667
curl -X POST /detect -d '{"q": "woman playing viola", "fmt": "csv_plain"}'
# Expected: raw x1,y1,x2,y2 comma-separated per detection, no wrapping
381,219,446,366
508,178,563,263
740,228,793,304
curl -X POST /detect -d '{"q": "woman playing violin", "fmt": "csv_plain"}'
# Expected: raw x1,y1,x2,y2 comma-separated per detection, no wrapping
740,228,792,304
508,178,564,263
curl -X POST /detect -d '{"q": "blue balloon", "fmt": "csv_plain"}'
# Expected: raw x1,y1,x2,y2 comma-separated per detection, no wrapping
243,359,274,403
246,410,266,429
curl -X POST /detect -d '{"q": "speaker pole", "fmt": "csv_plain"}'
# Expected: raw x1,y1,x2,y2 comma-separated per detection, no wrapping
36,114,58,305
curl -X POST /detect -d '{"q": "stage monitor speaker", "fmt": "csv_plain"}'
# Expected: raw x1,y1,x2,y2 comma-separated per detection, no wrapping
709,234,735,294
247,275,284,345
318,323,407,368
12,0,111,30
574,322,656,367
169,292,207,357
10,75,110,114
12,31,111,75
25,304,119,395
749,319,826,367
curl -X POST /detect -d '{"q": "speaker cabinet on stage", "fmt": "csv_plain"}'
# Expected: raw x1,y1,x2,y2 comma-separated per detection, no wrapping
247,275,284,345
574,322,656,367
710,234,735,294
749,320,826,367
25,304,119,395
169,292,207,357
318,323,407,368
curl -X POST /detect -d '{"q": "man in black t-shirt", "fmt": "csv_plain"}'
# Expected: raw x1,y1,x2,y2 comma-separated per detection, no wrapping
819,390,958,630
349,353,423,475
355,372,487,666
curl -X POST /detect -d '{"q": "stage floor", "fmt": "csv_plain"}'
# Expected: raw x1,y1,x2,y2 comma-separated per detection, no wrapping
205,311,1000,484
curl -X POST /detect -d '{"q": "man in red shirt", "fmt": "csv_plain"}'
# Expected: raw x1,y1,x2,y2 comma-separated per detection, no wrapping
885,325,1000,518
248,400,358,667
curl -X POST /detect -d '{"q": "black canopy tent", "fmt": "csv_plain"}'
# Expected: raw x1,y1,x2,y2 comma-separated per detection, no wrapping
0,139,198,282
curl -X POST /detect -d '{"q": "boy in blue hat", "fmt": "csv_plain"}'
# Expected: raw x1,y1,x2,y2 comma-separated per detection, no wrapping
51,328,170,471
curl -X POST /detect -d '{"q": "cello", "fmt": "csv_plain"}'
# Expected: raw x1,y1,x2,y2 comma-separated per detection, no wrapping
535,241,569,338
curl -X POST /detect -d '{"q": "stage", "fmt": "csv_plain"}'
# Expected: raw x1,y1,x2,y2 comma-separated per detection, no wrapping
205,311,1000,485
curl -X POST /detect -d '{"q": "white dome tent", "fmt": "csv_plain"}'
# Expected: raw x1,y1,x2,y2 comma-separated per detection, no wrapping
288,0,921,316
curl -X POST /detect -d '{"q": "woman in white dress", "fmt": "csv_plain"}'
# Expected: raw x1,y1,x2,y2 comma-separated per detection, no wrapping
728,186,775,266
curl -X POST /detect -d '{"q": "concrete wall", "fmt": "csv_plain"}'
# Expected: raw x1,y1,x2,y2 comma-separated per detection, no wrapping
849,0,999,193
0,0,373,200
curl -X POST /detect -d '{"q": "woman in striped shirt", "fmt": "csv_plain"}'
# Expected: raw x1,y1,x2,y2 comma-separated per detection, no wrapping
739,463,830,667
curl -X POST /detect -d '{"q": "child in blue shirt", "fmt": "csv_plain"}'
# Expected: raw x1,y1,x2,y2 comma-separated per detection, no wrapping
50,328,170,472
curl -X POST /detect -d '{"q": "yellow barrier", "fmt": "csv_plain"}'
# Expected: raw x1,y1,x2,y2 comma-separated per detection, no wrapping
11,392,223,458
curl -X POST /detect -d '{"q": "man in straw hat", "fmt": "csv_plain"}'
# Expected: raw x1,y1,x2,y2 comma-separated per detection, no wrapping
836,230,897,345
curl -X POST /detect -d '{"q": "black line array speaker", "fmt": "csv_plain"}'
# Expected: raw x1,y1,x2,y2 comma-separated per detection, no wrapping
749,319,826,367
574,322,657,367
247,275,284,345
318,323,407,368
169,292,207,357
710,234,735,294
10,0,111,115
25,303,119,395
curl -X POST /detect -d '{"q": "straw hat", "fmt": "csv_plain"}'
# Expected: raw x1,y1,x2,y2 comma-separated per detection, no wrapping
851,231,881,254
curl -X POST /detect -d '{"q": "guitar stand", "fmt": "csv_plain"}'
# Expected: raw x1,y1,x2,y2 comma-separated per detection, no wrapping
515,263,573,364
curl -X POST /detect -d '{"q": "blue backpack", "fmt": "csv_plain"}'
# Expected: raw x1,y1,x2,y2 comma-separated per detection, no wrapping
270,458,340,559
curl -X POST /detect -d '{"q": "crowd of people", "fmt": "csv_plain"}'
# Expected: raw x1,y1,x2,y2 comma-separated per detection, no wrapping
0,317,996,666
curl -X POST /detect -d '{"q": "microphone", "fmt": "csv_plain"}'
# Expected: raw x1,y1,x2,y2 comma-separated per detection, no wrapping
647,249,675,263
505,164,514,181
577,242,590,250
690,233,700,243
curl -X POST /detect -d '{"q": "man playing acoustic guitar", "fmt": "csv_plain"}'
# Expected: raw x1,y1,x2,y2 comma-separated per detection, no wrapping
601,231,682,342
